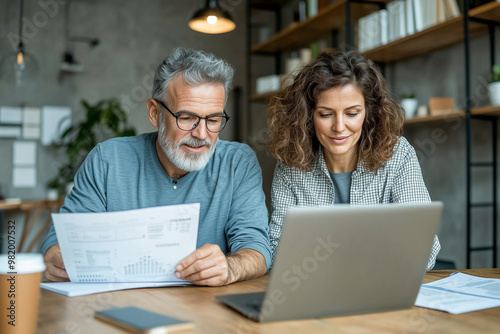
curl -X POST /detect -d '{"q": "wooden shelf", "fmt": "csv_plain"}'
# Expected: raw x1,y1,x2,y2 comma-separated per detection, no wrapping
472,105,500,117
251,0,381,54
404,111,465,125
404,105,500,125
251,1,500,62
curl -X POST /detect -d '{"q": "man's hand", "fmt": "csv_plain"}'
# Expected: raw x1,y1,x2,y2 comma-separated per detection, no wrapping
43,244,69,282
175,244,267,286
175,244,229,286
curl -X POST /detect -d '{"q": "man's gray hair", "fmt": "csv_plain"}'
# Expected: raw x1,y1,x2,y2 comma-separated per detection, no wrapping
152,47,234,105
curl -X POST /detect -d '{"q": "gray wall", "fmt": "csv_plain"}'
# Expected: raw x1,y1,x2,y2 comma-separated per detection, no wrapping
1,0,498,269
0,0,248,200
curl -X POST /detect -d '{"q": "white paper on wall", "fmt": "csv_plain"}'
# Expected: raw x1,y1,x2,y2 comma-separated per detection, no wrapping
23,107,41,125
13,141,37,166
0,126,21,138
0,106,23,124
22,125,41,140
13,167,37,188
41,106,72,146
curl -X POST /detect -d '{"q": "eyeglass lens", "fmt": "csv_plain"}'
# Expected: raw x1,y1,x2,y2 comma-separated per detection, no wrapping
177,114,227,132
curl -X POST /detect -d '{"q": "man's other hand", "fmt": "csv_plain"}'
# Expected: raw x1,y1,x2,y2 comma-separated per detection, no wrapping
43,244,70,282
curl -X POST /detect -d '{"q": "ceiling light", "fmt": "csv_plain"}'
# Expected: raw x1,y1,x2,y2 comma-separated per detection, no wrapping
189,0,236,34
0,0,39,89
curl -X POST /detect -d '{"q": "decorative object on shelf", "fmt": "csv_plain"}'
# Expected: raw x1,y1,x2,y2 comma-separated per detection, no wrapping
285,51,302,75
400,94,418,118
47,99,136,197
188,0,235,34
0,0,39,90
428,97,455,115
256,74,281,94
488,64,500,106
417,105,428,117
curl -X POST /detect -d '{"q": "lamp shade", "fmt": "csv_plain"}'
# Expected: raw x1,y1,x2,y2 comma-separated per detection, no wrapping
0,49,39,89
188,1,236,34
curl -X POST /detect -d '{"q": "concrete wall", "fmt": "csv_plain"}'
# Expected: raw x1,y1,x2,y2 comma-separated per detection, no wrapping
0,0,248,200
1,0,498,268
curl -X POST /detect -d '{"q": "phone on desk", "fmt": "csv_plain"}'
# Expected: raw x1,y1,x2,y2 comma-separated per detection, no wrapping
95,306,194,333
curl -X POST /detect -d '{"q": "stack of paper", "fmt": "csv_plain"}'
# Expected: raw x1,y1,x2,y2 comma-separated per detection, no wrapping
415,272,500,314
42,204,200,297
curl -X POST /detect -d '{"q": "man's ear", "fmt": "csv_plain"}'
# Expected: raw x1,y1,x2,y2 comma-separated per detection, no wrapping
147,99,160,127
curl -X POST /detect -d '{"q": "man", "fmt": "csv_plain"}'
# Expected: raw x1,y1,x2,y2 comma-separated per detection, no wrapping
42,47,271,286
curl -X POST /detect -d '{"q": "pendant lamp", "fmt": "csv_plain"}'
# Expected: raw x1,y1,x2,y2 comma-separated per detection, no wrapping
188,0,236,34
0,0,39,88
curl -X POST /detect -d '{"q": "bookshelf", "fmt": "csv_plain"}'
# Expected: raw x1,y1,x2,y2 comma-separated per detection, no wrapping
250,1,500,124
248,0,500,268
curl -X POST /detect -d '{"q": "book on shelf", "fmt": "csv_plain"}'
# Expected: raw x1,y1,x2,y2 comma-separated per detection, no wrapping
307,0,318,18
406,0,416,36
357,0,461,52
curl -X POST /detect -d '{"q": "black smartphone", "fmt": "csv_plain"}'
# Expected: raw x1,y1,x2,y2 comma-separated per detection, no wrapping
95,306,194,333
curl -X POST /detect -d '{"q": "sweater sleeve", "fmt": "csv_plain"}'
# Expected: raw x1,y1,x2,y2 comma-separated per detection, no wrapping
224,147,272,270
41,144,107,254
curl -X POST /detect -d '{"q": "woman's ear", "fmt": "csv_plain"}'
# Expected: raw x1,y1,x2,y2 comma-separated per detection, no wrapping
147,99,160,127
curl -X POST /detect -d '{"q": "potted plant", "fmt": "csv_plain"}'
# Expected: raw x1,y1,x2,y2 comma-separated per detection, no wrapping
400,93,418,118
47,99,136,197
488,64,500,106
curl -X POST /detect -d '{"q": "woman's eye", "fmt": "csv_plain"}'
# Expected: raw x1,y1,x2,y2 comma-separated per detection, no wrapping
320,114,332,118
347,113,358,117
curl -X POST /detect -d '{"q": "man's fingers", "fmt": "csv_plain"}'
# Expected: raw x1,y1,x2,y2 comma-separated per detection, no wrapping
182,264,222,283
44,266,70,282
176,244,217,272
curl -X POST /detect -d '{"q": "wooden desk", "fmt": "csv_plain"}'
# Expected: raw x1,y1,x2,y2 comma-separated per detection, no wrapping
0,199,63,252
37,268,500,334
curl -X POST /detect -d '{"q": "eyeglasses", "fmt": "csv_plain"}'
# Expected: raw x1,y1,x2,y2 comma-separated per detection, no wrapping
154,99,229,133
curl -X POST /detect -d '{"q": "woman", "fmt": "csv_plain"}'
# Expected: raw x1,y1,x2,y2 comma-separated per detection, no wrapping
267,50,440,270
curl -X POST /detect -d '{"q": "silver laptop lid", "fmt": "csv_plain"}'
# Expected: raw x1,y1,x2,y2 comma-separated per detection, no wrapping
259,202,442,322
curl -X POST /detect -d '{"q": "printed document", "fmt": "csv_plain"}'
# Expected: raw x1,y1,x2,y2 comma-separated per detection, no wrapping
51,203,200,283
415,272,500,314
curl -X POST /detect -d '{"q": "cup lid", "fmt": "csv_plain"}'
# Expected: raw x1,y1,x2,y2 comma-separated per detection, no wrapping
0,253,46,274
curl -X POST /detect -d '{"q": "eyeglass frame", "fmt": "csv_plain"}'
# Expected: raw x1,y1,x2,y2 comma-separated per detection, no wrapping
154,98,230,133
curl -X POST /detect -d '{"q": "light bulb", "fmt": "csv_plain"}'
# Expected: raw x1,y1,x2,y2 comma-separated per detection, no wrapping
0,49,39,90
17,51,24,65
207,15,218,24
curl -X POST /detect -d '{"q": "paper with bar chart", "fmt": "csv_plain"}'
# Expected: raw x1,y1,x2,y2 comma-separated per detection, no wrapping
52,203,200,283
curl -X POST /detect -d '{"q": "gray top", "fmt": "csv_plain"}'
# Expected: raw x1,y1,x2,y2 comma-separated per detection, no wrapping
42,132,272,269
329,171,354,204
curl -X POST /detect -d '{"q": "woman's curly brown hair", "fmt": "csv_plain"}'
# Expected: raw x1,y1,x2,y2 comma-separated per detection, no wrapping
267,50,404,172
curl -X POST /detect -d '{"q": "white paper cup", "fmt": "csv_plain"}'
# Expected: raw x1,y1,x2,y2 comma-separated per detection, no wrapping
0,253,46,334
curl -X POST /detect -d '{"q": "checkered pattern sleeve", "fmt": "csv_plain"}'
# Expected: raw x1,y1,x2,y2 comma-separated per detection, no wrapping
387,138,440,270
269,163,296,263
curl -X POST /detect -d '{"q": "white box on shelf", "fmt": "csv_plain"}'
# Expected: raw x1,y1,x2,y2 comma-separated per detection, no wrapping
256,75,281,94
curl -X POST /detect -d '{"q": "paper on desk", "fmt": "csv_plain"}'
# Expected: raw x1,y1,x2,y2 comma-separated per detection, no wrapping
41,281,193,297
52,203,199,283
415,272,500,314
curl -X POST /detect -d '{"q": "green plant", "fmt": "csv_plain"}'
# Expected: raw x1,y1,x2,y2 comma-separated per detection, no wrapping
491,64,500,83
47,99,136,196
401,93,416,99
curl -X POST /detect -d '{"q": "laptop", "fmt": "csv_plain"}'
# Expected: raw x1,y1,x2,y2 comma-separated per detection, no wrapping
216,202,442,322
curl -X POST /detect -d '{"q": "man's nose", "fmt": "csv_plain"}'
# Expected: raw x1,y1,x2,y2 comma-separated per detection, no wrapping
191,119,208,139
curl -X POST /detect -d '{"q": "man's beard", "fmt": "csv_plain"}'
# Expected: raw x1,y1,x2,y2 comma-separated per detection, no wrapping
157,117,216,172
